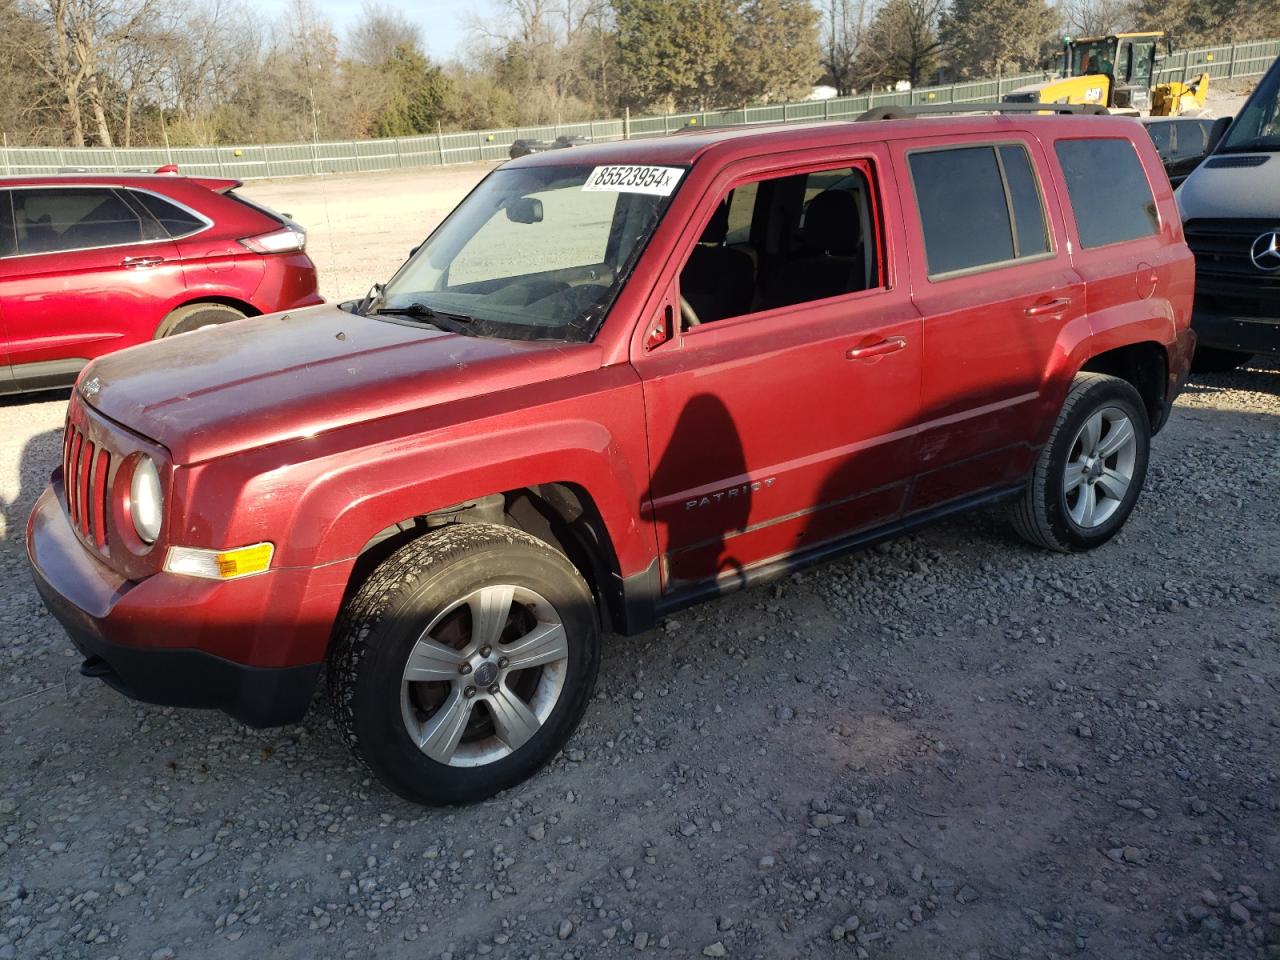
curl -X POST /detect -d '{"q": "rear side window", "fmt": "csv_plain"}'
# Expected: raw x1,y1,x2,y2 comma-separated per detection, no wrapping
1055,139,1159,248
12,188,145,254
128,190,206,238
909,144,1050,276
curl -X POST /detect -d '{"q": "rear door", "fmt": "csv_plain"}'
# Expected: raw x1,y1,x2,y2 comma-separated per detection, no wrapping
0,186,185,384
891,133,1087,512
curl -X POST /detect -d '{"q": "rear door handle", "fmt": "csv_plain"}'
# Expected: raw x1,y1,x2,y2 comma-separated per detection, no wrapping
1024,297,1072,318
846,336,907,361
121,255,164,269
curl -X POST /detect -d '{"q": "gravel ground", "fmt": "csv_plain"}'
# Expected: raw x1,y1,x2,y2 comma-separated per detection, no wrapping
0,161,1277,960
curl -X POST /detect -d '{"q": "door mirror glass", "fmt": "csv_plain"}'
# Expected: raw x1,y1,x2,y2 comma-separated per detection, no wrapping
505,197,544,224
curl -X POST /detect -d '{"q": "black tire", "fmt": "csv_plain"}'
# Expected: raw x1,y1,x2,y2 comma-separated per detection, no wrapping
1012,372,1151,553
160,303,247,337
327,523,600,806
1191,347,1253,374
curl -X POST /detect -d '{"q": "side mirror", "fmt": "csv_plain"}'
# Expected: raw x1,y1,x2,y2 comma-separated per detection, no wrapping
505,197,544,224
409,244,421,258
1207,115,1232,154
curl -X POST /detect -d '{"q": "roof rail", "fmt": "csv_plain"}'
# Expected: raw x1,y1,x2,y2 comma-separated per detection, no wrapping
856,102,1110,121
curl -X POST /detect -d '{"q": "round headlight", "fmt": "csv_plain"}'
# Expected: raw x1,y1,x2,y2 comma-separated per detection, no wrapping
130,456,163,544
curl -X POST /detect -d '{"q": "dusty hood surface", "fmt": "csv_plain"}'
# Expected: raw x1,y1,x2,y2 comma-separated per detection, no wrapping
82,304,596,464
1177,154,1278,221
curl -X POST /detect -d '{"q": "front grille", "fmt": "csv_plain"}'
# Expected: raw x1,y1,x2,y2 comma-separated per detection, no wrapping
62,418,112,551
1184,218,1280,318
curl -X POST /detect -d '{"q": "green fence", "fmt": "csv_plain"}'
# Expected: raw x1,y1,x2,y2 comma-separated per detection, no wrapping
2,38,1276,181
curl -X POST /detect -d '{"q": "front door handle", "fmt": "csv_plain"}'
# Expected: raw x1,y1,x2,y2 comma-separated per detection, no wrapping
121,255,164,269
846,336,907,361
1024,297,1072,318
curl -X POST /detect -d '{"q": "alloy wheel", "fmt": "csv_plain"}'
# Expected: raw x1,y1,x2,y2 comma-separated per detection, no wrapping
399,584,569,767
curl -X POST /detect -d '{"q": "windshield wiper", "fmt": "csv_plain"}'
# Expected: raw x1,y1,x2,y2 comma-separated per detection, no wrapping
371,301,477,333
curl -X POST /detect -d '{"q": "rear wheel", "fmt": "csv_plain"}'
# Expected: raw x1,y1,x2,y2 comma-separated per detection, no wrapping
1013,373,1150,553
328,523,600,806
160,303,247,337
1191,347,1253,374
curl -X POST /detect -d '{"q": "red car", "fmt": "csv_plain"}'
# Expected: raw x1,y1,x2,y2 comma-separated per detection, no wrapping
29,107,1194,805
0,172,322,394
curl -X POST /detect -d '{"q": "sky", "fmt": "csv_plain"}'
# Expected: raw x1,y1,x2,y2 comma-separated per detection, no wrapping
258,0,496,61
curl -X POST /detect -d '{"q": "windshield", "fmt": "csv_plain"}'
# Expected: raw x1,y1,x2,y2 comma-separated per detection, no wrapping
373,164,684,341
1070,39,1115,77
1218,60,1280,153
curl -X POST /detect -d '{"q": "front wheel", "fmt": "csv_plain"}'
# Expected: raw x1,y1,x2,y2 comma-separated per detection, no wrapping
327,523,600,806
1013,372,1150,553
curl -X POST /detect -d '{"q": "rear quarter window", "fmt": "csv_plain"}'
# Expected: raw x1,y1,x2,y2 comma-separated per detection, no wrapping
1055,139,1159,249
128,190,208,238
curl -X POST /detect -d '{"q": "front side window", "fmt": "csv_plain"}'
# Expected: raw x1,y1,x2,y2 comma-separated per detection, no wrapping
677,163,883,327
12,188,146,255
376,164,681,342
1055,139,1159,248
909,144,1050,277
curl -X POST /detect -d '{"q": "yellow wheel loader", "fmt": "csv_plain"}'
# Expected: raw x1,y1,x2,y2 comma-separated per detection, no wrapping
1003,33,1210,116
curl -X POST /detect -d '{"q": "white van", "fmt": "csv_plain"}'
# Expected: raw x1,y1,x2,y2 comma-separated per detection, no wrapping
1177,57,1280,371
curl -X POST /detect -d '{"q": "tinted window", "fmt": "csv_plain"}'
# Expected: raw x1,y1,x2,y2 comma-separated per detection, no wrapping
13,188,145,254
0,192,15,258
910,146,1013,275
129,190,205,237
1171,120,1210,161
1145,123,1173,157
1055,139,1159,248
999,145,1051,258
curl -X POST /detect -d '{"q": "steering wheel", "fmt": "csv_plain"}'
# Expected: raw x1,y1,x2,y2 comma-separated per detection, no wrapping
679,295,701,328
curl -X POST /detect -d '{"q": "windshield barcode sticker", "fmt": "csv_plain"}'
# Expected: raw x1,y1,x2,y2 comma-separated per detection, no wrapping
583,165,684,196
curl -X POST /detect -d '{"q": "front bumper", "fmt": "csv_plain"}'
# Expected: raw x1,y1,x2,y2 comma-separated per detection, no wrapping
1191,309,1280,357
26,485,326,728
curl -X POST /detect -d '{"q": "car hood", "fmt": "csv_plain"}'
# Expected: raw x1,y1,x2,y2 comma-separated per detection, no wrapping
1177,153,1278,221
82,304,599,464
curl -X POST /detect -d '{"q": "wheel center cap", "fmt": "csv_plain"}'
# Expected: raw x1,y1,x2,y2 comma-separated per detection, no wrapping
1086,457,1103,480
473,661,498,687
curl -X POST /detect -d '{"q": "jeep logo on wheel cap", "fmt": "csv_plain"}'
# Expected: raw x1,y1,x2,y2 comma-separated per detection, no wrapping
1250,231,1280,272
473,661,498,687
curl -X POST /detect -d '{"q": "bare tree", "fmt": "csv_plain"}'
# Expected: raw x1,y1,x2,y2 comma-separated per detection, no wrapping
821,0,873,95
23,0,160,146
1061,0,1129,37
856,0,945,88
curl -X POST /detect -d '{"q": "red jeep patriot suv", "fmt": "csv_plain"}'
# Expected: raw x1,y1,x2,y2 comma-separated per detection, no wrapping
28,107,1195,805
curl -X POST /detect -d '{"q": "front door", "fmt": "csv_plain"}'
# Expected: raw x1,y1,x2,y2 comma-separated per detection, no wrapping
0,186,184,384
632,149,922,592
